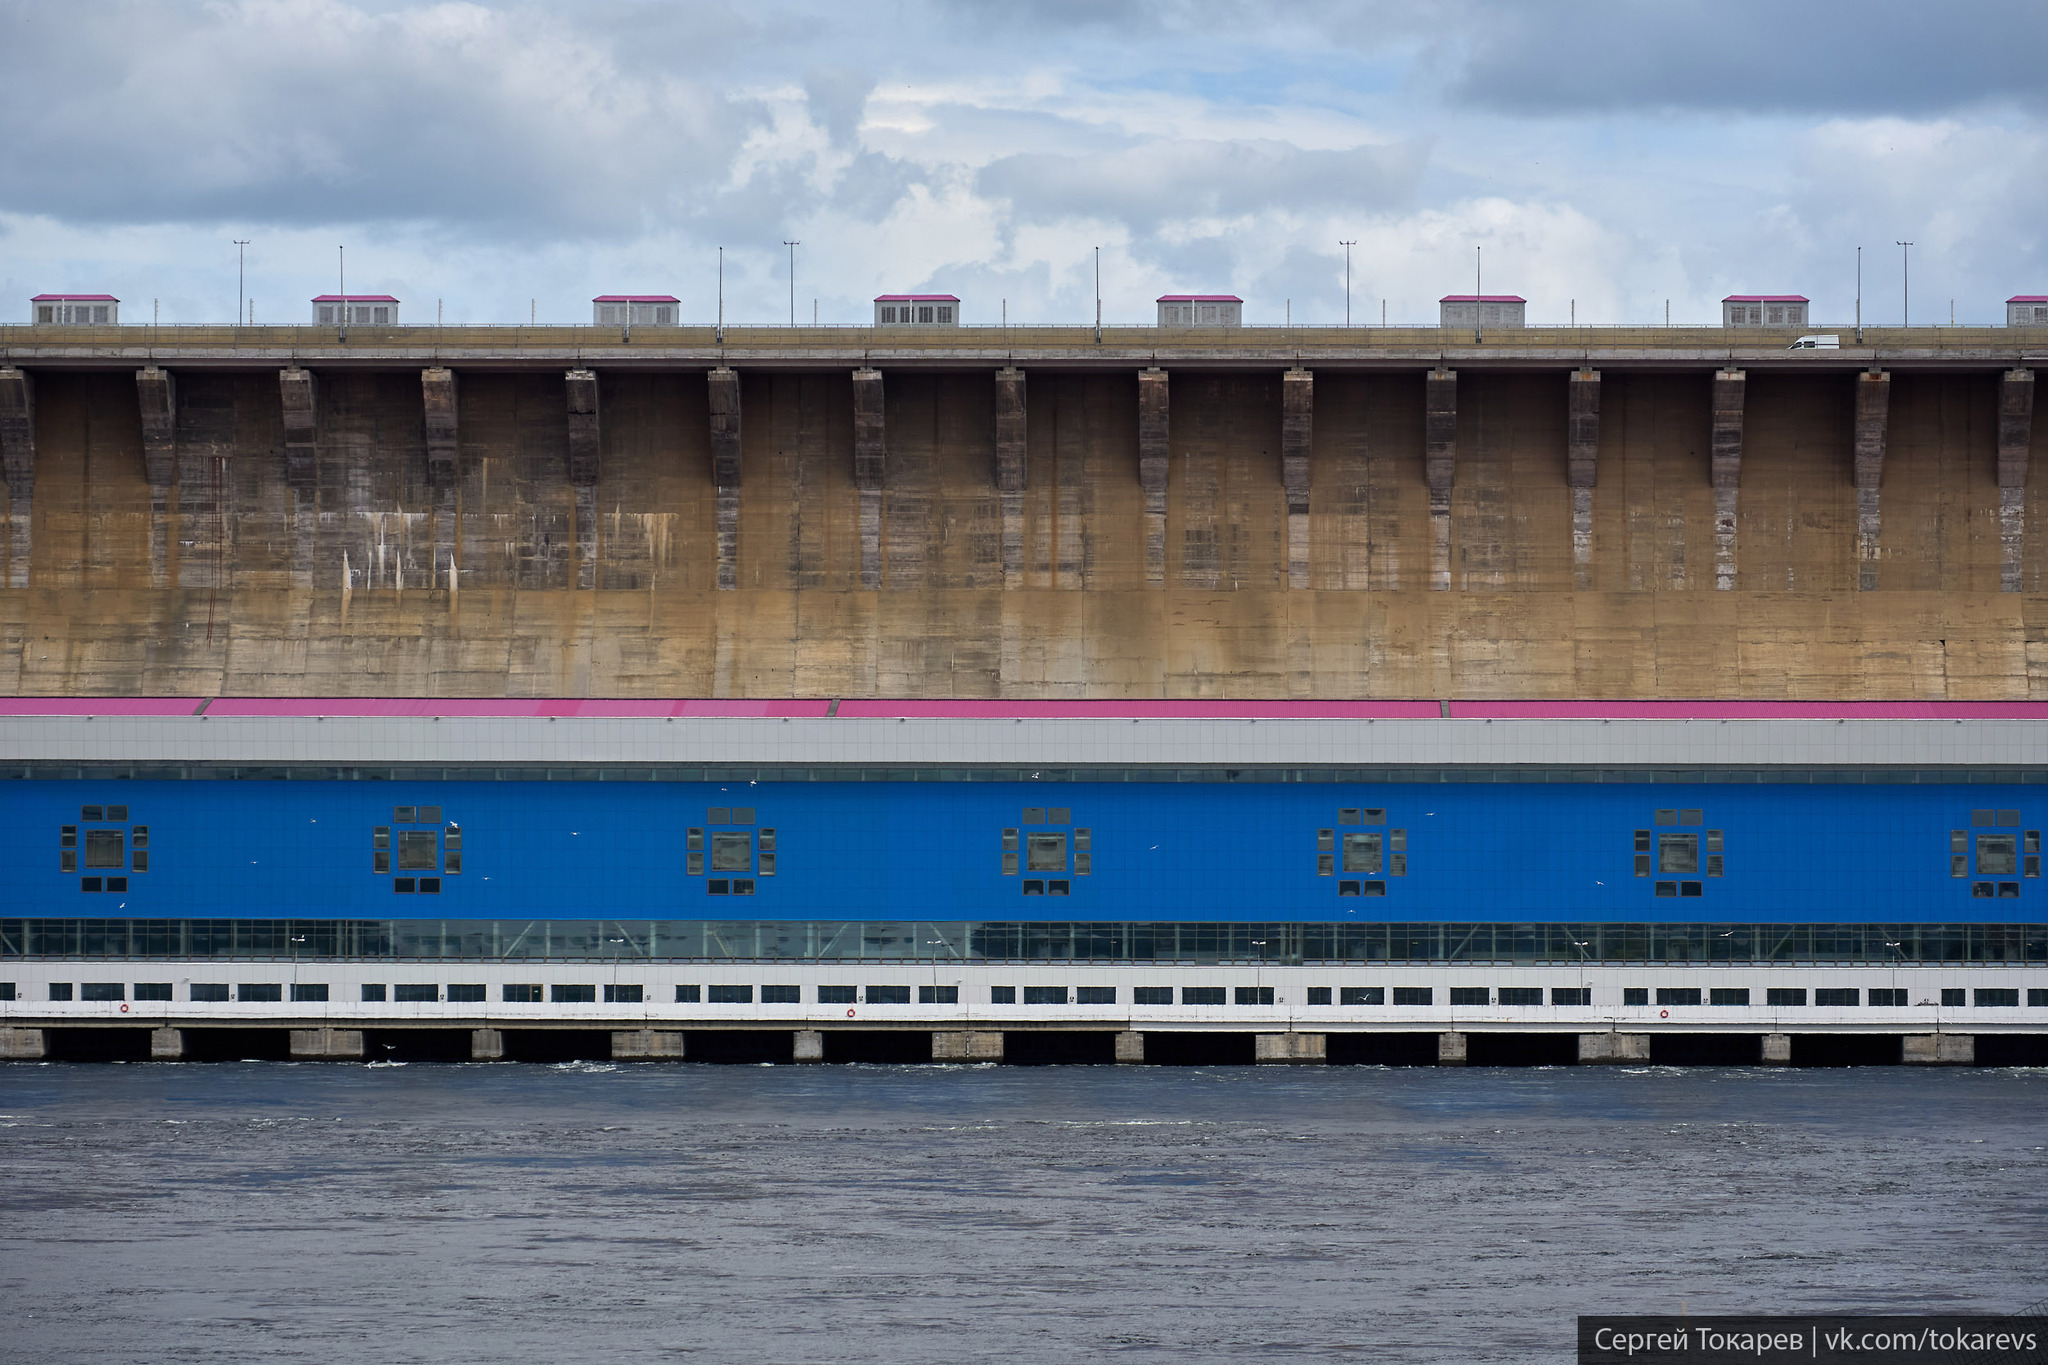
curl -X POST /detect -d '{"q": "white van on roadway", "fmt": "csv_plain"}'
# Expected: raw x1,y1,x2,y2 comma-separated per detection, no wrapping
1787,334,1840,349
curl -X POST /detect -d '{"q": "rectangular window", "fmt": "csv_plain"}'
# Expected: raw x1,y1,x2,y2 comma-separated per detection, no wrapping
1869,989,1909,1007
443,853,460,875
1339,808,1362,825
1709,988,1750,1006
106,804,128,822
233,983,281,1002
1027,833,1067,872
990,986,1017,1004
1657,833,1698,874
1680,809,1703,826
1023,986,1068,1005
708,985,752,1004
1999,810,2022,826
708,807,729,824
708,879,730,895
1073,828,1090,851
1076,986,1117,1005
1048,807,1071,825
732,808,755,825
1182,987,1225,1005
1073,854,1090,875
2001,881,2022,898
1498,988,1543,1006
1622,988,1649,1006
81,983,124,1002
1341,987,1385,1005
82,805,104,821
758,853,775,877
1306,987,1333,1005
1022,807,1045,824
1552,988,1592,1006
397,830,438,871
416,806,441,824
1392,987,1432,1006
1362,808,1386,823
2029,857,2041,878
135,982,173,1001
448,984,486,1003
1975,989,2020,1007
362,984,387,1002
1973,882,1994,898
1814,988,1859,1007
1317,829,1335,852
1952,855,1967,877
1766,988,1806,1006
1654,881,1677,897
551,984,597,1004
761,985,800,1004
2029,831,2042,854
289,983,329,1003
1002,855,1019,878
132,851,149,873
49,982,75,1001
84,829,124,869
1389,830,1406,852
1448,987,1490,1006
61,851,77,873
1952,829,1969,853
1132,987,1173,1005
81,877,103,892
1338,881,1360,896
1317,854,1335,876
2029,989,2048,1007
1978,833,2018,876
1655,988,1701,1006
687,828,703,851
1654,809,1677,825
1048,879,1069,895
711,832,752,872
1343,832,1382,874
419,878,440,894
193,983,232,1003
1973,809,1994,826
1235,987,1275,1006
395,806,416,823
688,853,704,876
1941,988,1966,1006
1704,856,1723,877
131,825,148,848
865,985,911,1004
818,985,857,1004
673,985,701,1004
603,985,644,1004
61,825,77,848
919,986,959,1004
758,828,776,851
504,984,543,1003
394,984,438,1003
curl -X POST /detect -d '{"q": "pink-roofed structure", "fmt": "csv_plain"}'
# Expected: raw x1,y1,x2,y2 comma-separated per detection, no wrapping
874,294,960,326
32,294,118,324
1440,295,1525,328
313,295,399,325
594,295,679,326
2008,296,2048,326
1723,295,1809,327
1157,295,1243,326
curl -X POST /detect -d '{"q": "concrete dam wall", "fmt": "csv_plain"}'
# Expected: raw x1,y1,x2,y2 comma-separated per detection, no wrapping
3,363,2046,699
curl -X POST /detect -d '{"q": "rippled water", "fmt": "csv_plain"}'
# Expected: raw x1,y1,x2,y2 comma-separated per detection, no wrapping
1,1063,2043,1363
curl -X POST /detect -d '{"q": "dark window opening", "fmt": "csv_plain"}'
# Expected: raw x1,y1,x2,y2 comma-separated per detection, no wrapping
1552,988,1591,1006
1341,987,1385,1005
1498,987,1543,1006
80,983,124,1002
394,984,438,1003
1973,881,1994,898
1815,988,1859,1007
362,984,387,1002
82,805,104,821
394,806,416,823
711,832,753,872
761,985,800,1004
733,878,755,896
1132,986,1173,1004
79,877,103,892
1306,987,1333,1005
1941,988,1966,1006
1338,808,1361,825
1392,987,1432,1006
1076,986,1117,1005
1235,987,1275,1006
1868,989,1908,1007
1362,808,1386,823
60,826,76,848
865,985,910,1004
708,879,730,895
604,985,644,1004
1710,988,1750,1006
1023,986,1068,1005
1449,987,1489,1006
1338,881,1360,896
1655,988,1701,1006
1022,880,1044,895
1680,881,1702,897
1655,881,1677,897
503,984,543,1003
551,984,597,1004
290,983,329,1003
673,985,701,1003
84,829,124,869
1766,988,1806,1006
818,985,857,1004
1362,880,1387,896
131,852,148,873
1976,989,2020,1007
1999,882,2021,898
919,985,959,1004
48,982,75,1001
135,982,173,1001
419,878,440,894
709,985,752,1004
1622,988,1649,1006
1181,987,1225,1005
990,987,1017,1004
448,984,486,1003
394,878,416,893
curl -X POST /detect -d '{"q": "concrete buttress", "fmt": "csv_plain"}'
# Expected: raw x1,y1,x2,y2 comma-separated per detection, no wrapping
150,1027,184,1060
1437,1030,1468,1065
136,367,178,487
0,367,29,587
0,1027,46,1060
278,367,317,489
793,1028,826,1062
421,367,458,487
995,367,1027,586
1999,369,2035,591
1567,369,1599,585
1854,370,1891,590
1114,1031,1145,1063
1138,367,1170,585
852,368,885,589
1255,1031,1326,1063
1281,368,1313,587
1424,369,1456,590
932,1030,1004,1061
565,369,601,486
708,366,742,590
1710,369,1746,590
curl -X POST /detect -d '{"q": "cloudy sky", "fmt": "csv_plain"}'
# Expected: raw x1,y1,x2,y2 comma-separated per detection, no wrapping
2,0,2043,326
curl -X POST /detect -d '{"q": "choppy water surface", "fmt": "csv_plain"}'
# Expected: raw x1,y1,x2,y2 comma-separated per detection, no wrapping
0,1063,2043,1363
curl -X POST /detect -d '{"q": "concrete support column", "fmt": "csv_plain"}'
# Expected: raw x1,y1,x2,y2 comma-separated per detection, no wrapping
1436,1030,1468,1066
995,367,1026,587
1114,1031,1145,1064
290,1028,365,1060
279,367,317,490
1761,1033,1792,1065
611,1029,686,1061
1999,369,2035,592
708,366,742,591
1903,1033,1974,1066
0,367,31,588
1255,1032,1326,1064
470,1028,505,1061
932,1030,1004,1062
1424,369,1456,590
137,367,178,588
852,367,885,589
1281,368,1313,588
565,369,601,486
149,1027,184,1061
422,367,458,485
0,1027,46,1061
1138,367,1169,587
1567,369,1600,586
1854,370,1891,591
1577,1031,1650,1064
793,1029,825,1063
1711,369,1746,591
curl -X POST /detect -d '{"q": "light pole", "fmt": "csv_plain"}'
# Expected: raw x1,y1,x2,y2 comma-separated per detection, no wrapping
716,246,724,344
1093,246,1101,344
1856,245,1863,344
234,239,250,328
1339,240,1356,327
1897,241,1914,327
337,244,346,342
784,240,799,326
1474,245,1482,343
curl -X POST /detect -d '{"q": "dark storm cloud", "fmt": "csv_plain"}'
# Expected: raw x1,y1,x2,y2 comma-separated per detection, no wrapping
978,139,1427,234
0,0,766,235
1439,0,2048,116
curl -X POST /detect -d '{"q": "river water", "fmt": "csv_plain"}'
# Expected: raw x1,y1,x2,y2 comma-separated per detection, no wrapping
0,1062,2042,1363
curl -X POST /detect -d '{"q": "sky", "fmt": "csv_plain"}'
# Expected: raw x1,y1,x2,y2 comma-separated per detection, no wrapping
1,0,2043,327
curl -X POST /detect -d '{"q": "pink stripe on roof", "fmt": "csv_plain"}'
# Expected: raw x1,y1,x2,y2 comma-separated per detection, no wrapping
1440,295,1526,303
1723,295,1809,302
1157,295,1243,302
311,294,400,303
874,294,959,301
593,295,679,302
1449,700,2048,720
2010,296,2048,303
833,699,1441,719
203,698,833,718
32,293,119,302
0,698,202,715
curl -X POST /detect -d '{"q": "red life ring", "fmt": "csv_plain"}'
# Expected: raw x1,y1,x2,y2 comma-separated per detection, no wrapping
1659,1009,1669,1019
119,1003,130,1013
846,1008,856,1018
